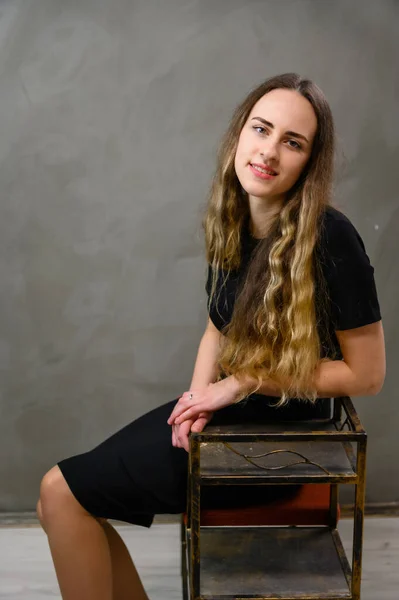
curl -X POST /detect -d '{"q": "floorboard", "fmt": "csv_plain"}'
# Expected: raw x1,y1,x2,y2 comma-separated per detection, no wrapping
0,517,397,599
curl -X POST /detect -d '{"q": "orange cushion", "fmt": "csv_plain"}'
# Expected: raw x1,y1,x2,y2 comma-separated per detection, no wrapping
184,484,339,526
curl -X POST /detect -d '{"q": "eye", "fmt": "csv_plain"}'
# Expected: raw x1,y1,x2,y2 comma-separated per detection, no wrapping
252,125,268,135
287,139,301,150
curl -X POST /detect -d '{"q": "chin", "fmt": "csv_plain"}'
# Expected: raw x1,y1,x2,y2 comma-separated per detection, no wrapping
241,180,275,197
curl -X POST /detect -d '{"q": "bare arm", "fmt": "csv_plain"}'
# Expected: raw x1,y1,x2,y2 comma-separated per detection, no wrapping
168,321,386,430
171,318,222,450
189,317,222,389
233,321,386,399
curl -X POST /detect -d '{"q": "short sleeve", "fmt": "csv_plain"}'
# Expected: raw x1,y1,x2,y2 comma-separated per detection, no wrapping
205,264,212,296
321,216,381,330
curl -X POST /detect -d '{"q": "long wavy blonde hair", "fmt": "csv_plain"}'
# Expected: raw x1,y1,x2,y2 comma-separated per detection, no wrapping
203,73,335,405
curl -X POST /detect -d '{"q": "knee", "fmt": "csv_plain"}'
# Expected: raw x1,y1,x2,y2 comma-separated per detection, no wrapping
39,465,66,505
36,498,45,531
39,465,84,527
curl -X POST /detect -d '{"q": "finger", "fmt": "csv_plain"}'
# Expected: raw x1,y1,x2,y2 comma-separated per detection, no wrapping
177,420,193,452
175,406,203,424
167,399,189,425
191,417,208,432
167,391,199,424
176,424,184,448
191,413,212,432
181,434,190,452
167,406,178,425
178,428,190,452
191,411,213,432
171,424,176,446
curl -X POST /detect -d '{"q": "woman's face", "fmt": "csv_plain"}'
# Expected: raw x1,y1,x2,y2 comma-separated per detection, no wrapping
234,89,318,202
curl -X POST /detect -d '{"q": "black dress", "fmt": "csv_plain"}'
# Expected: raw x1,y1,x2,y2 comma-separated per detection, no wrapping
57,206,381,527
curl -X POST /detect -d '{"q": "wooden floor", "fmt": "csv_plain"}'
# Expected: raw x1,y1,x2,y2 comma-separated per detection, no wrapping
0,518,397,599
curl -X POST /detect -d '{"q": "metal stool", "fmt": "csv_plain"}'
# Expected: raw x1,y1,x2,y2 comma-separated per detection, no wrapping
181,396,366,600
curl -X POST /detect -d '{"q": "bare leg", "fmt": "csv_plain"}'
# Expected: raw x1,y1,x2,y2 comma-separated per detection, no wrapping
101,520,149,600
38,466,149,600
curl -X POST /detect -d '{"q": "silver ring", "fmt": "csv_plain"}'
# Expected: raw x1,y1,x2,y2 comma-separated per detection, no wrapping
189,393,193,400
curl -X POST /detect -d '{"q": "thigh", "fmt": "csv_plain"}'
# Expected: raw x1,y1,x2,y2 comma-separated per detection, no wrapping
58,399,188,526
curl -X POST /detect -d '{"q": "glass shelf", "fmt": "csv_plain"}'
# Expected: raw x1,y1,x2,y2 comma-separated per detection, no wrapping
198,526,351,599
198,422,356,484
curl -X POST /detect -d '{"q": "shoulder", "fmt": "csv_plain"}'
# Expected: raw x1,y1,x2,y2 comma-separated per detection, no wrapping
316,207,381,330
317,206,377,298
319,205,367,261
320,205,364,245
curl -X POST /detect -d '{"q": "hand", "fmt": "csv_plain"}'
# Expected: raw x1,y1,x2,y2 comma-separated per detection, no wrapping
171,412,213,451
167,378,240,427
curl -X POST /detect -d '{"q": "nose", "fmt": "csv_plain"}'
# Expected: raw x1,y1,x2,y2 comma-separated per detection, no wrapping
260,139,279,164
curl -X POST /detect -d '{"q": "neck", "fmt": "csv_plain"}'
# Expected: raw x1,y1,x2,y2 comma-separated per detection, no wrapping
248,193,284,239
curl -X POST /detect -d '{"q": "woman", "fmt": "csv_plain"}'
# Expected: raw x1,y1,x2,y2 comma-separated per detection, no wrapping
37,73,385,600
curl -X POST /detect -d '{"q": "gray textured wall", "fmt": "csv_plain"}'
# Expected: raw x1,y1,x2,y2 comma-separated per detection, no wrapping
0,0,398,511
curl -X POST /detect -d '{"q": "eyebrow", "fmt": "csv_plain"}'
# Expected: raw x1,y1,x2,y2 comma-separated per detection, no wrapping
251,117,310,144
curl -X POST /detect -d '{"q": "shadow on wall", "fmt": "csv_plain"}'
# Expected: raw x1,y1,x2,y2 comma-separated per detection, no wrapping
374,205,399,358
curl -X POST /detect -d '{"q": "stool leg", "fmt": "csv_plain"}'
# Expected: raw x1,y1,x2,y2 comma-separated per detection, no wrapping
352,438,367,600
181,516,189,600
189,437,201,600
329,484,339,528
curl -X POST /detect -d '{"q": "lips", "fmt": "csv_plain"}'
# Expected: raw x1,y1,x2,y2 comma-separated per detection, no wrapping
250,163,278,176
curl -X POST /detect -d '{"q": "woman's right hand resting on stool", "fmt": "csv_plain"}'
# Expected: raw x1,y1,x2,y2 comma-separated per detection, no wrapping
171,408,213,452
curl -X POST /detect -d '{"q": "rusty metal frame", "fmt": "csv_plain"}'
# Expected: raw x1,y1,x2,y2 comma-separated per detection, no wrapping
352,436,367,600
222,444,334,474
181,396,367,600
188,433,201,600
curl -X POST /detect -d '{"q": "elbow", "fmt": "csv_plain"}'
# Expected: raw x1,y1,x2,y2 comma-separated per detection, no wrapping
347,372,385,397
369,363,386,395
346,359,386,397
362,374,385,396
368,378,385,396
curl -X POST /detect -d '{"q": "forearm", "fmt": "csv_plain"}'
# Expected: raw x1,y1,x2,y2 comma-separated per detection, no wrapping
231,359,381,400
189,330,221,389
